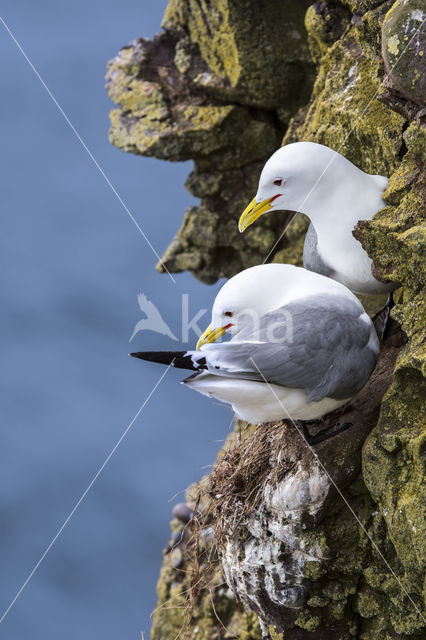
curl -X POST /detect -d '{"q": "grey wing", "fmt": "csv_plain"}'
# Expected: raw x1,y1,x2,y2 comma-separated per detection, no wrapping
201,294,378,402
303,224,332,277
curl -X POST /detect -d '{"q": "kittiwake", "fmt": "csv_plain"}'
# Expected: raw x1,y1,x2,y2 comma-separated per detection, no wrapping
131,264,379,431
238,142,399,296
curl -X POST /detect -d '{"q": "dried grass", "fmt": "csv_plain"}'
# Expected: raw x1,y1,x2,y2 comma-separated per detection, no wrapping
206,420,299,548
178,420,296,636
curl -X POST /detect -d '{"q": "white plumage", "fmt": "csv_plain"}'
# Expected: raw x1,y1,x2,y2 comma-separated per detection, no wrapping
239,142,398,295
182,264,379,424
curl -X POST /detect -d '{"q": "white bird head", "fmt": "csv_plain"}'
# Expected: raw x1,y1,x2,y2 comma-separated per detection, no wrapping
196,264,299,349
238,142,359,232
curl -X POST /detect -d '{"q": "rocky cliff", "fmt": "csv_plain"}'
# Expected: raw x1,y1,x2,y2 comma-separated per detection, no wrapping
106,1,425,638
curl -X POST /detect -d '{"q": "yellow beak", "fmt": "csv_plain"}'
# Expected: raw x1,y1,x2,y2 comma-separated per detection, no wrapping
196,323,230,350
238,196,277,232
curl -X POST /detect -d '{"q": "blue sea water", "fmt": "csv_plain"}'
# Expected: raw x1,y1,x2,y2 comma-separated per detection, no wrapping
0,2,231,638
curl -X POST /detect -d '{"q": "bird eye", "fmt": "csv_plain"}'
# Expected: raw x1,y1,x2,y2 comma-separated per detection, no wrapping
273,178,283,187
224,311,233,318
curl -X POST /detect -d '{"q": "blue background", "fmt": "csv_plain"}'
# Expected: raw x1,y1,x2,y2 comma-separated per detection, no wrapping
0,2,230,638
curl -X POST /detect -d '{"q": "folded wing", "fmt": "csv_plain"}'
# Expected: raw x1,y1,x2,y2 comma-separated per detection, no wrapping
200,294,379,402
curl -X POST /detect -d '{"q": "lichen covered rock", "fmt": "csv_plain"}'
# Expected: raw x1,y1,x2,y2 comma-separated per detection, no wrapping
207,331,419,640
294,5,406,175
106,1,314,282
382,0,426,107
353,122,426,639
152,326,422,640
162,0,313,110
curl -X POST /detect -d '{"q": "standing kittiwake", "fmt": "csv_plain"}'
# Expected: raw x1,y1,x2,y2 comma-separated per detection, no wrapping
131,265,379,436
238,142,399,296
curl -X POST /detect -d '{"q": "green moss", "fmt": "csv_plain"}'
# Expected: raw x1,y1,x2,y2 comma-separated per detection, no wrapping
305,5,329,63
175,0,241,87
109,96,280,164
151,547,233,640
231,611,261,639
307,594,330,608
357,116,426,628
294,609,321,632
268,627,283,640
356,585,382,617
335,109,425,640
106,1,314,283
284,31,405,175
163,0,313,110
305,559,327,581
340,1,387,12
305,2,351,65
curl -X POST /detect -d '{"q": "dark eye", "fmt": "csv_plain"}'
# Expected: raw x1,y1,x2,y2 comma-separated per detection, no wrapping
273,178,283,187
224,311,233,318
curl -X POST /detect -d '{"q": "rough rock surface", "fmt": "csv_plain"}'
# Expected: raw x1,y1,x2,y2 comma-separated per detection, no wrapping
212,331,421,640
106,1,425,639
381,0,425,108
106,0,314,283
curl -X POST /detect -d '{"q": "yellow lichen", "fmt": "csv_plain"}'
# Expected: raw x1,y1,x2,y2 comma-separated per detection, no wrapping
387,34,400,55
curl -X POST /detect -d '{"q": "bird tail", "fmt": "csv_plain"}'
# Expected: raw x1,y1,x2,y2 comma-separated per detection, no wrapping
130,351,206,370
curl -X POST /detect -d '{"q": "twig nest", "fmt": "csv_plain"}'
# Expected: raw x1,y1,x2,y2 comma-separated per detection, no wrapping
382,0,426,106
206,418,367,634
219,448,332,630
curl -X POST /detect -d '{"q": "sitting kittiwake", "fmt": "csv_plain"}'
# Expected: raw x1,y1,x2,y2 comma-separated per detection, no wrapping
238,142,399,296
131,265,379,432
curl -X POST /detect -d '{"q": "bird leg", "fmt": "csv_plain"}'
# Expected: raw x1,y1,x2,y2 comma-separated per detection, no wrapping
296,421,354,445
297,421,312,442
309,422,353,444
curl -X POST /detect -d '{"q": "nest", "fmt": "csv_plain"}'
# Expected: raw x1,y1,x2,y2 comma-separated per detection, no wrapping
178,420,308,635
170,330,406,637
206,421,303,548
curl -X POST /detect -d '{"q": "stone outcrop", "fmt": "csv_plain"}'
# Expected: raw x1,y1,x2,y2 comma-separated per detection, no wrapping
106,1,425,638
106,0,314,283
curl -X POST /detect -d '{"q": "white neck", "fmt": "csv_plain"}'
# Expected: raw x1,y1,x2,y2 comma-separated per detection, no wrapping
303,164,384,221
300,172,387,293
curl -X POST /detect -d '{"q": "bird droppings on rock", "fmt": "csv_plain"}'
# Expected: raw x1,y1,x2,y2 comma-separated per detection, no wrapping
150,329,425,640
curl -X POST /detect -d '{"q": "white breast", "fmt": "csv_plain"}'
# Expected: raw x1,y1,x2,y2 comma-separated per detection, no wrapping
184,374,349,424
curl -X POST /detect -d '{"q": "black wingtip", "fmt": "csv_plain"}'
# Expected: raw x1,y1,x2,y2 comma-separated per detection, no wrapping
130,351,181,365
130,351,206,371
